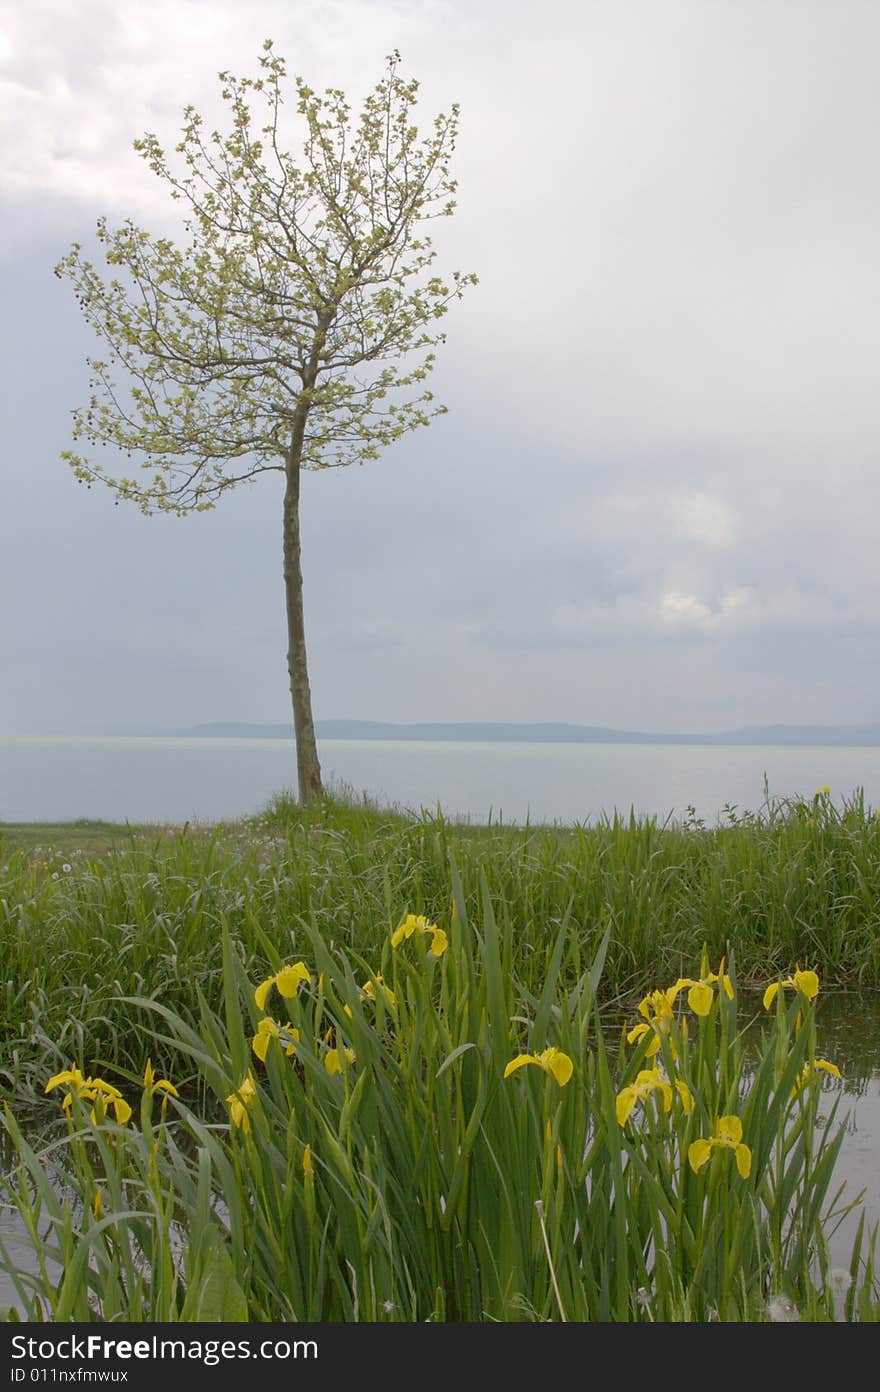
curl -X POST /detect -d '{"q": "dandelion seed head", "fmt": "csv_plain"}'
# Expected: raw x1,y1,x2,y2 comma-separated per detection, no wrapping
830,1268,852,1296
830,1268,852,1320
766,1294,800,1322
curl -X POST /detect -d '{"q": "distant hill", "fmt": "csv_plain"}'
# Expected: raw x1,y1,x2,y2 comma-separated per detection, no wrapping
161,720,880,747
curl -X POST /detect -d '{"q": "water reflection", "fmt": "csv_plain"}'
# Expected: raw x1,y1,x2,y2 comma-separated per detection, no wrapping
795,990,880,1264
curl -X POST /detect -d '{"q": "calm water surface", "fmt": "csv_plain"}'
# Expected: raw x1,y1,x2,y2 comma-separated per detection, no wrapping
3,735,880,826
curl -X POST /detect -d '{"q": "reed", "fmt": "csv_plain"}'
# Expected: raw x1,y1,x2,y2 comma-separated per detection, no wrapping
1,786,879,1097
1,873,876,1322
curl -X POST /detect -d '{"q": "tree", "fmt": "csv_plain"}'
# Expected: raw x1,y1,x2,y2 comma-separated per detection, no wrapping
56,42,477,802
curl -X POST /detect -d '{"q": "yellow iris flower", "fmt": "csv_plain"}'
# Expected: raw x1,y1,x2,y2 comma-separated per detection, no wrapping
46,1065,88,1097
503,1046,574,1087
344,973,397,1017
626,1023,660,1055
688,1115,752,1179
88,1080,133,1126
143,1059,179,1098
390,913,448,958
325,1046,356,1076
46,1067,132,1125
252,1017,300,1062
638,988,676,1027
763,966,820,1010
792,1057,842,1096
359,974,396,1006
615,1068,694,1126
626,987,678,1056
226,1070,257,1133
254,961,311,1011
669,956,734,1017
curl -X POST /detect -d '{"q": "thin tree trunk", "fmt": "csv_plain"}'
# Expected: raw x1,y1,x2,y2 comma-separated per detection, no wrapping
283,447,322,802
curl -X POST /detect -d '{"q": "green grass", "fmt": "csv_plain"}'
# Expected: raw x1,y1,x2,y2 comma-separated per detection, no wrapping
1,785,879,1321
1,896,877,1321
0,819,161,859
1,784,879,1103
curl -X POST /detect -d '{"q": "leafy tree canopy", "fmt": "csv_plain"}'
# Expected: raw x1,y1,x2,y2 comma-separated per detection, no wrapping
56,40,477,514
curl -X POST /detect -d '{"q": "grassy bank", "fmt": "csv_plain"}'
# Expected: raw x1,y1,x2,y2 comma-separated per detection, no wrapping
1,787,879,1102
1,885,877,1321
1,787,879,1321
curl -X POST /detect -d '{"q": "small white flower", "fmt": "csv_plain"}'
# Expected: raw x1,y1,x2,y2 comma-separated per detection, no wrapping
52,872,59,881
766,1294,800,1322
382,1300,395,1314
62,864,72,873
830,1267,852,1294
830,1267,852,1321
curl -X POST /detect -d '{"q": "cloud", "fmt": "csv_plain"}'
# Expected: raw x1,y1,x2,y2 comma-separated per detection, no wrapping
560,486,737,554
0,1,458,222
3,1,880,735
674,493,736,549
657,585,758,631
312,622,410,652
478,577,880,652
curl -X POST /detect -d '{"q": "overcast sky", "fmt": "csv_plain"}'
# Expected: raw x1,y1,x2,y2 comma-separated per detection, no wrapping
2,0,880,735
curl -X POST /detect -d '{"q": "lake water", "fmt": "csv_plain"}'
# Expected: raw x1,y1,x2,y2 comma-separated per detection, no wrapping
2,735,880,826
